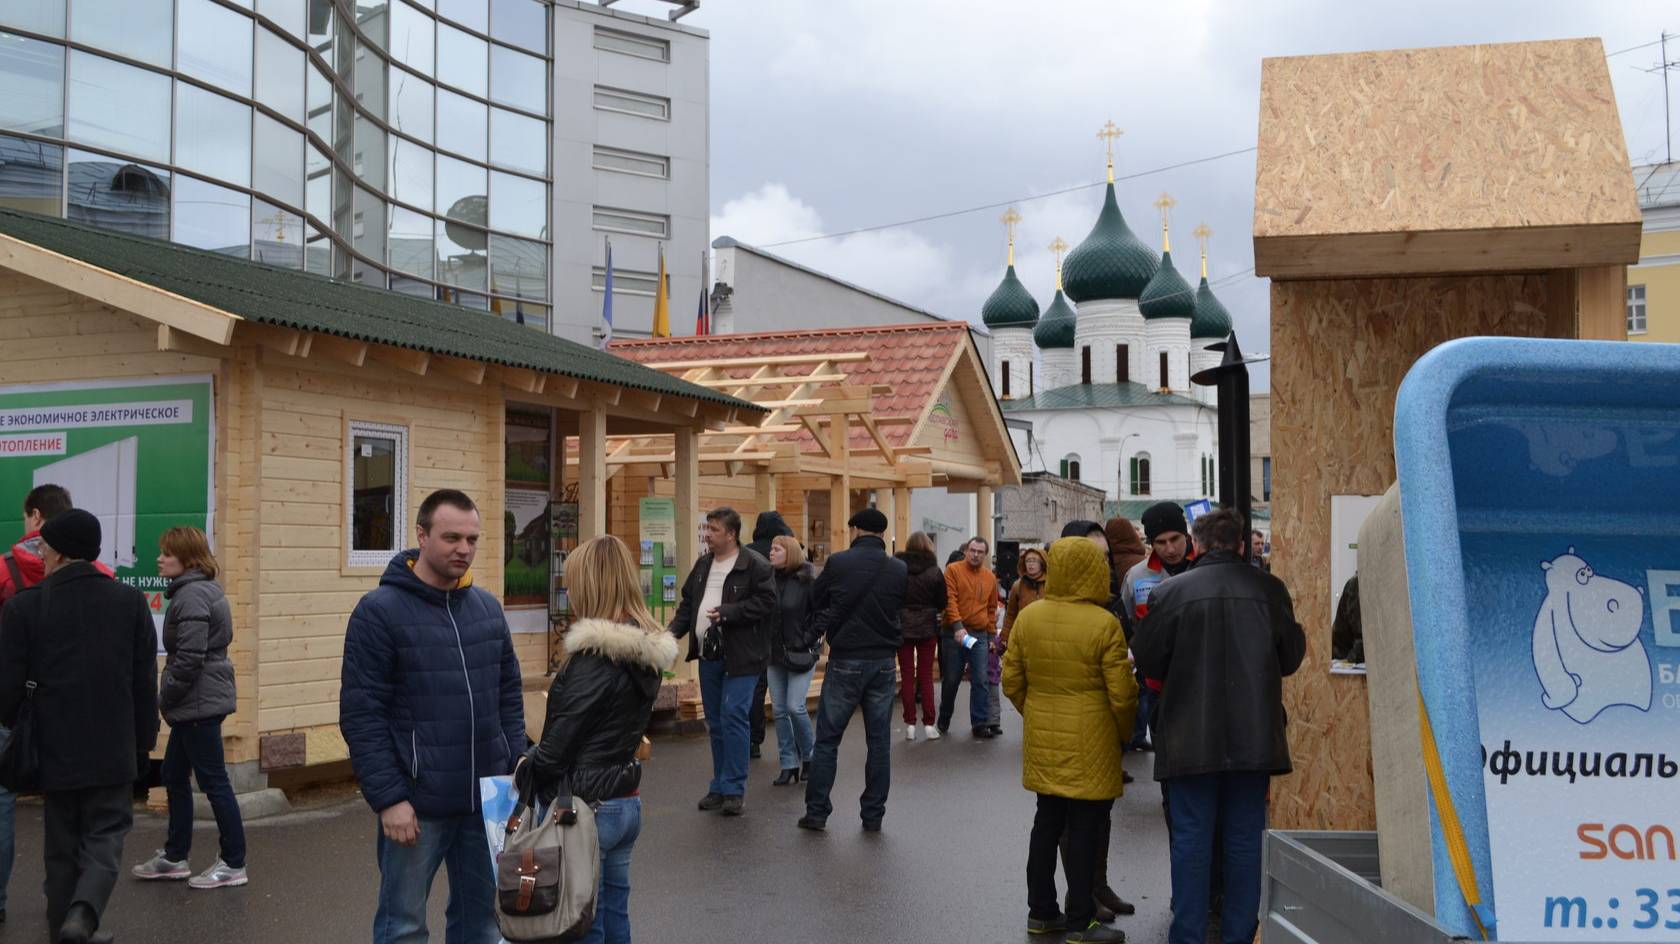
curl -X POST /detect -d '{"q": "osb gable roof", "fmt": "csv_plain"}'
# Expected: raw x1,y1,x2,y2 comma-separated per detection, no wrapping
0,208,756,412
611,322,976,451
1255,38,1640,241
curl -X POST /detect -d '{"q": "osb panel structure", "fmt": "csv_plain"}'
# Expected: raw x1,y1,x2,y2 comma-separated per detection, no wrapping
1269,274,1558,830
1254,39,1642,278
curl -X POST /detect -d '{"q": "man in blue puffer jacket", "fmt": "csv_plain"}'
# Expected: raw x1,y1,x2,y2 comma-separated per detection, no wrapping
340,489,525,944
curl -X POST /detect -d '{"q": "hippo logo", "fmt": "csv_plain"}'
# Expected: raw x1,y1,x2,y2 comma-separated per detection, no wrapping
1531,548,1652,724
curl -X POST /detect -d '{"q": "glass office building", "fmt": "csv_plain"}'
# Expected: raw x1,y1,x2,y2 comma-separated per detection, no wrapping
0,0,553,330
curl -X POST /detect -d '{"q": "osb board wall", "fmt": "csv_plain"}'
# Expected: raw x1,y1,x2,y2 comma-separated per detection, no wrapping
1270,273,1559,830
0,273,262,759
1254,39,1641,277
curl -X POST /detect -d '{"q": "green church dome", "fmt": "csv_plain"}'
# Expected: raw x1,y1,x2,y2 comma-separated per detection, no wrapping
1033,289,1076,349
1191,276,1233,338
1138,250,1194,320
980,265,1039,328
1062,184,1158,302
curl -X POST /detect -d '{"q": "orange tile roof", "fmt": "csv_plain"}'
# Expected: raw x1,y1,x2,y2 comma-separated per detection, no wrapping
611,322,973,451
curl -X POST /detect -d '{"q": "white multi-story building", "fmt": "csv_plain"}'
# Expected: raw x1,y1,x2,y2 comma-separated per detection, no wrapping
992,176,1236,514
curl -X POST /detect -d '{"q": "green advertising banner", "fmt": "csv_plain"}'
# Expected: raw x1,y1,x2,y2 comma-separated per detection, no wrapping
0,376,214,633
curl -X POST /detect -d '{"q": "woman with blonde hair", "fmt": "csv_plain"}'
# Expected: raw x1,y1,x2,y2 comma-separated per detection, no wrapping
765,534,818,785
520,534,678,944
131,527,247,889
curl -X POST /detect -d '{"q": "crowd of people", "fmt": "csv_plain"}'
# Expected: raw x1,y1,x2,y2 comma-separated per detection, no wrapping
0,483,1301,944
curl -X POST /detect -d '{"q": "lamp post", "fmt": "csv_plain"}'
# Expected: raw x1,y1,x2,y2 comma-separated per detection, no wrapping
1191,332,1267,561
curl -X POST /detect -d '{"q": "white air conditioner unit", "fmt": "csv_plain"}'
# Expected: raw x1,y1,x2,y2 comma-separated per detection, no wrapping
34,437,139,571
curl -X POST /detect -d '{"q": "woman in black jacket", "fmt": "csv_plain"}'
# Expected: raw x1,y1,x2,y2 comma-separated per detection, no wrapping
897,531,947,741
521,535,678,944
766,535,819,785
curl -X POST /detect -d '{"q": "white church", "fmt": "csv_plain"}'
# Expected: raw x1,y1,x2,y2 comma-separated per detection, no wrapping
986,164,1233,515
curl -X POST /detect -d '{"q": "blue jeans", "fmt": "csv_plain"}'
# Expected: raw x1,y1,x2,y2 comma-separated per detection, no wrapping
804,656,896,825
937,632,991,730
765,664,816,769
697,660,755,797
1165,771,1269,944
162,717,247,868
0,723,12,912
1129,685,1157,748
373,811,498,944
583,796,641,944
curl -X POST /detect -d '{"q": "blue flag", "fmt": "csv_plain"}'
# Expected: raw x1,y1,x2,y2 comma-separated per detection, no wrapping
599,236,614,349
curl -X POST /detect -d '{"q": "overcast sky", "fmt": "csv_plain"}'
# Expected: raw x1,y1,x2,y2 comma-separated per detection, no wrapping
621,1,1675,384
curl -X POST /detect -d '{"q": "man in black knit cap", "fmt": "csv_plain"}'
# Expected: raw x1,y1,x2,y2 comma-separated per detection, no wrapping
0,510,157,944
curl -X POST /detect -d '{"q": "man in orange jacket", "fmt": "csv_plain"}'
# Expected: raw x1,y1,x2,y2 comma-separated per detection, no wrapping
937,536,999,738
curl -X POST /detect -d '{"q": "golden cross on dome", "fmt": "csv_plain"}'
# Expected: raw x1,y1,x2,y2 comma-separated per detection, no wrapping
1097,121,1123,183
1153,192,1177,252
1049,236,1069,291
1192,222,1213,278
1001,207,1022,266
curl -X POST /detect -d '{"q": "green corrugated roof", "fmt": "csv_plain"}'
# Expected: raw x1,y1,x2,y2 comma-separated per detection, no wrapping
980,264,1040,328
0,208,758,412
1000,381,1207,412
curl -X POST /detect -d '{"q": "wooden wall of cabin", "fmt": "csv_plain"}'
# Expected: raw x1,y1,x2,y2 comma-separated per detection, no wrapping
1268,272,1573,830
0,272,260,760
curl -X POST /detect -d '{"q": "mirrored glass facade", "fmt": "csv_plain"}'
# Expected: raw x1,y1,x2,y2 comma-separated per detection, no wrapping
0,0,552,331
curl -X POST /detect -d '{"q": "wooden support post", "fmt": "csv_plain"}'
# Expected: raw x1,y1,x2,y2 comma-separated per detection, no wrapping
753,472,778,517
675,426,700,584
827,414,849,561
577,406,607,541
893,487,912,552
1574,264,1628,341
878,486,896,551
976,485,994,550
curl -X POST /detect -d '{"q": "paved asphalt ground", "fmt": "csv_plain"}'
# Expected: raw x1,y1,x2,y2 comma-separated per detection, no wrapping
1,692,1176,943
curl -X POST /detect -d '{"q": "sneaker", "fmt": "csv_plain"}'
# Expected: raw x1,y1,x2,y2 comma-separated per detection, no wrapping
719,795,744,816
1027,914,1068,935
697,792,725,811
187,859,248,889
131,850,190,881
904,724,917,742
924,725,941,741
1066,920,1126,943
796,815,826,831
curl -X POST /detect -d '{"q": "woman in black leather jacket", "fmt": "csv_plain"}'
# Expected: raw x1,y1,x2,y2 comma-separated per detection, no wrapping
521,535,678,944
766,535,819,786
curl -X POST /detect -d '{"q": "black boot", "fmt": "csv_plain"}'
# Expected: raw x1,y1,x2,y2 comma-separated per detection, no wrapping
57,903,97,944
801,760,810,781
772,767,801,786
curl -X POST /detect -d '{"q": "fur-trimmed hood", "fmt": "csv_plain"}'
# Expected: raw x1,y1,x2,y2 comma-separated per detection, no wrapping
564,618,679,673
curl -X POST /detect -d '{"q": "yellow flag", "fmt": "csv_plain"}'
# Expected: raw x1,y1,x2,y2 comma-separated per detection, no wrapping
651,244,670,338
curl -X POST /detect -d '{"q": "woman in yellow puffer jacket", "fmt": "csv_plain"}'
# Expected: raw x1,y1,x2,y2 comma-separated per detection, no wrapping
1002,537,1137,943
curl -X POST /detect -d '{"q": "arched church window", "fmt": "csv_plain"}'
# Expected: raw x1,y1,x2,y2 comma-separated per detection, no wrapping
1001,360,1011,398
1158,351,1169,390
1060,454,1082,482
1129,453,1152,496
1081,346,1092,385
1117,344,1129,383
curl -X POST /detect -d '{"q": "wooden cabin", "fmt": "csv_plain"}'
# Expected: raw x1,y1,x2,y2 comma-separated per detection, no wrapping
0,208,762,788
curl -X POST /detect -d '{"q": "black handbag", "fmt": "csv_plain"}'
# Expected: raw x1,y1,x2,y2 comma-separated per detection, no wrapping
0,680,40,793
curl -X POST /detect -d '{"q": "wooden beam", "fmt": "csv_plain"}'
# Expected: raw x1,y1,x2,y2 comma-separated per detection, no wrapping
0,231,239,343
976,485,995,549
682,372,851,389
671,397,700,417
879,486,897,551
552,378,580,400
623,390,663,413
588,383,623,407
236,322,310,357
430,352,490,382
310,333,368,367
156,324,229,359
858,414,897,465
645,352,869,370
369,346,431,376
493,365,545,393
675,427,700,585
754,472,778,515
577,406,608,541
893,487,913,550
1575,264,1628,340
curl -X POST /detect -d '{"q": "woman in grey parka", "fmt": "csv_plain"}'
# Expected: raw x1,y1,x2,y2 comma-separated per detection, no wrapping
130,527,247,889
